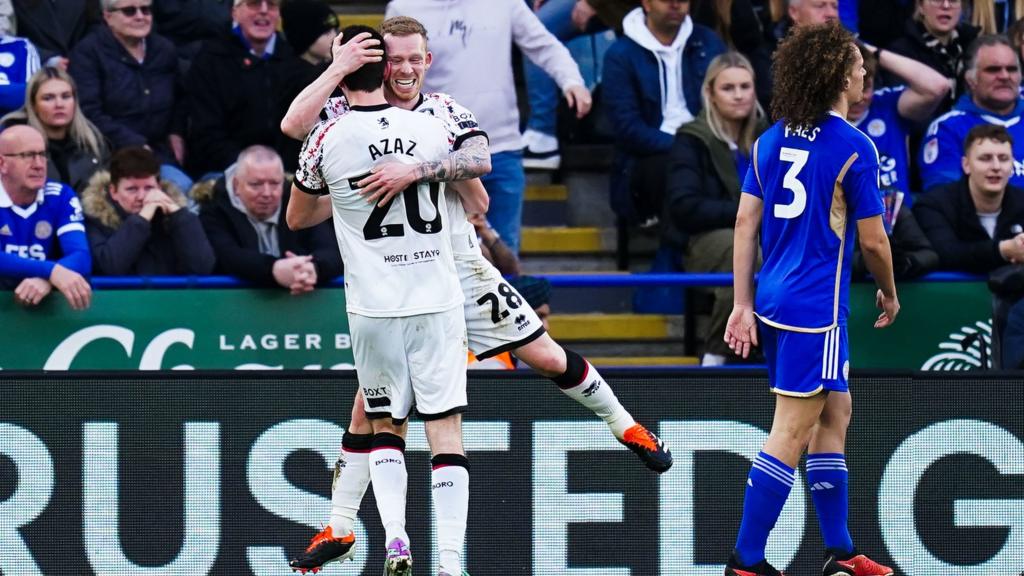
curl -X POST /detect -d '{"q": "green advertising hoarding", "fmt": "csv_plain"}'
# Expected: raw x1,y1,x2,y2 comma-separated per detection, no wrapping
1,282,995,370
2,289,354,370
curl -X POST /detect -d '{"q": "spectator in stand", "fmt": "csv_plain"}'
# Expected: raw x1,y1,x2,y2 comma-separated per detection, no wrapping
385,0,592,254
152,0,232,69
196,145,341,293
0,124,91,309
13,0,99,70
185,0,296,177
69,0,192,193
520,0,628,171
858,0,914,48
0,33,40,115
82,146,214,276
920,35,1024,192
851,42,949,198
886,0,979,113
0,67,108,193
281,0,338,68
774,0,838,40
691,0,770,105
914,124,1024,273
971,0,1023,34
603,0,725,227
665,51,765,366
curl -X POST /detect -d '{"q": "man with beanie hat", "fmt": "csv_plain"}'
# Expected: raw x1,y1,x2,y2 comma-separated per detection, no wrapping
281,0,339,66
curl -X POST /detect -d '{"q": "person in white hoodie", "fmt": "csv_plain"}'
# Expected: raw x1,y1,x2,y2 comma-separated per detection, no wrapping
602,0,724,227
385,0,593,255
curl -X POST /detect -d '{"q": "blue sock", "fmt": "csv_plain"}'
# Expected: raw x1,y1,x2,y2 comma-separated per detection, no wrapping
807,452,853,554
735,451,795,566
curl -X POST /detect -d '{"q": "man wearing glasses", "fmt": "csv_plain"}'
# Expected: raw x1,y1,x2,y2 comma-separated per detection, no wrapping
185,0,298,176
0,124,91,310
921,34,1024,192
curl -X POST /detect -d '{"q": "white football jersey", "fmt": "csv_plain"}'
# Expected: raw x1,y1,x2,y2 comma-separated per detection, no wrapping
322,91,487,243
296,103,461,317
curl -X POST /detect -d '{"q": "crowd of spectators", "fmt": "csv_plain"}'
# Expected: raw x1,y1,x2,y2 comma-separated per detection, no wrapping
0,0,1021,367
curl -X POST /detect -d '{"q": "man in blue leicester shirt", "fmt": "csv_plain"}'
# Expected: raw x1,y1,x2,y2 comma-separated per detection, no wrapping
0,124,91,309
920,34,1024,192
723,23,899,576
848,42,949,199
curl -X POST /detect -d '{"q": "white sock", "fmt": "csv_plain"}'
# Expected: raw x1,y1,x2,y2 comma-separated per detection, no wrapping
329,444,371,535
369,436,409,545
432,456,469,575
559,360,635,439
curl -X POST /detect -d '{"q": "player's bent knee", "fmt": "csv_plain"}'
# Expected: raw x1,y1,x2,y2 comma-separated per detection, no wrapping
515,334,567,377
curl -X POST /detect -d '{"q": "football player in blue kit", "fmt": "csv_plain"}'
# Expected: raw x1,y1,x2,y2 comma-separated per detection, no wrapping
723,23,900,576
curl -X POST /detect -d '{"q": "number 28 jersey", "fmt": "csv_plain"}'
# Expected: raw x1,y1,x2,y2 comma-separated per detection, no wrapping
295,103,461,317
742,112,884,331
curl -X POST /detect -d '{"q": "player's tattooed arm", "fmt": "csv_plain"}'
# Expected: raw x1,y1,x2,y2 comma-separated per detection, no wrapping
414,135,492,182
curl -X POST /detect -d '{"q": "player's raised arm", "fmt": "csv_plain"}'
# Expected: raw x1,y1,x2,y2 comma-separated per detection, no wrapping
280,31,384,140
447,178,489,214
856,215,900,327
725,193,762,358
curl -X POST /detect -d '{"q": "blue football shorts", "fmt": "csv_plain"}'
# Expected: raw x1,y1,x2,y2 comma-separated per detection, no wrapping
759,320,849,397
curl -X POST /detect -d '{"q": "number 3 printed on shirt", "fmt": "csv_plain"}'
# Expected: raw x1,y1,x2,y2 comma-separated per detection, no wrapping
775,147,808,219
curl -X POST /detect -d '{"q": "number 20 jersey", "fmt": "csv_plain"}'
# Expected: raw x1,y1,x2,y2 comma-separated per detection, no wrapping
742,112,884,332
295,103,461,317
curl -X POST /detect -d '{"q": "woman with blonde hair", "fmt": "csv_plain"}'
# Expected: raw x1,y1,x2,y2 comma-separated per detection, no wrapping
1,66,107,192
664,51,766,366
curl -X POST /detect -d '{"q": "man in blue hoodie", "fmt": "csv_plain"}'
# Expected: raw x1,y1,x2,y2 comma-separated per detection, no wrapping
920,34,1024,193
603,0,724,225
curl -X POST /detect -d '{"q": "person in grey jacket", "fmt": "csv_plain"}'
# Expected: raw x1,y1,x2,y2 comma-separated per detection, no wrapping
83,146,215,276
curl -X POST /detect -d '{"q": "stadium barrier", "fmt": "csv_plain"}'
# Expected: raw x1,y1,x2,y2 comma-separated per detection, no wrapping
0,371,1019,576
0,273,993,370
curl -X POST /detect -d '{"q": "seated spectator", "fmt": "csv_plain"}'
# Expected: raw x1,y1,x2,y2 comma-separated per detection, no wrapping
920,35,1024,192
914,124,1024,273
82,146,214,275
185,0,297,176
885,0,978,113
0,67,109,193
0,124,91,309
0,34,40,115
852,186,939,279
69,0,191,193
13,0,99,70
603,0,725,226
850,42,949,197
195,145,341,293
665,51,765,366
152,0,232,70
776,0,838,39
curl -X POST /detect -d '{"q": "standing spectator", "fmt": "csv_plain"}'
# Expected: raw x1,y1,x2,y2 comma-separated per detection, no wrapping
603,0,725,226
196,145,342,293
69,0,192,193
385,0,592,254
665,51,765,366
886,0,979,113
915,124,1024,273
919,35,1024,192
0,124,91,309
0,67,108,193
82,146,214,275
13,0,99,69
152,0,232,69
185,0,296,176
0,34,39,115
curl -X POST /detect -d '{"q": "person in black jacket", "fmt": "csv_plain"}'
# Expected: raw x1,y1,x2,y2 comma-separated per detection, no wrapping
665,51,766,366
196,145,342,293
13,0,100,69
69,0,190,190
83,146,214,276
184,0,298,176
914,124,1024,273
886,0,979,113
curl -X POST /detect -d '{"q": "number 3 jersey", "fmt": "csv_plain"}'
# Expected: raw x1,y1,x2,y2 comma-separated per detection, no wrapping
742,112,884,332
295,103,461,317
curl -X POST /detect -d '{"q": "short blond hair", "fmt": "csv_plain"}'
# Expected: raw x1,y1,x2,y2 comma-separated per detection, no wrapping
380,16,428,40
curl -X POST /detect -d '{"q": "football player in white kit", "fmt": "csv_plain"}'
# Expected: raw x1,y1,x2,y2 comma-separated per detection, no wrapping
284,17,672,575
286,25,481,576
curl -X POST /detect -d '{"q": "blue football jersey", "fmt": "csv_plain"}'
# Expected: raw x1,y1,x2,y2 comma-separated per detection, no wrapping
0,180,89,282
742,113,885,331
852,86,911,198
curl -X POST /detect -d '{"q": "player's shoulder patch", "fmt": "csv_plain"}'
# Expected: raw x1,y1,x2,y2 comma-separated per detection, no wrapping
925,110,965,137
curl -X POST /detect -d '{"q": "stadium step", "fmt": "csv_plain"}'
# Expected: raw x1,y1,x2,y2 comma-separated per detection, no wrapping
587,356,699,367
548,313,684,341
335,13,384,28
522,184,569,227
